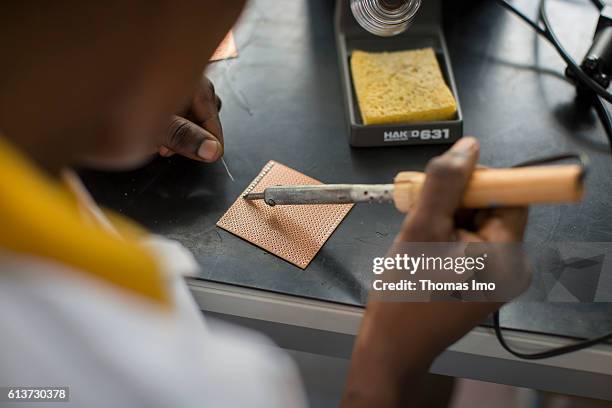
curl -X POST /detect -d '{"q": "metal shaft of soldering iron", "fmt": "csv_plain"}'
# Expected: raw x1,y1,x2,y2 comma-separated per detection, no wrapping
243,184,395,206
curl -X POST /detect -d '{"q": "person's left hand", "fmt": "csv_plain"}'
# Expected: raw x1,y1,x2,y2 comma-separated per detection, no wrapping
159,76,224,162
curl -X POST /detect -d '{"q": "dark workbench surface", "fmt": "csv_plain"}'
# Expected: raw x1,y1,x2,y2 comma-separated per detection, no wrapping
81,0,612,341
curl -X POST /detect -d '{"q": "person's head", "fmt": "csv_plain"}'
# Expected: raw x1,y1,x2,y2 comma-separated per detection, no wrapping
0,0,245,172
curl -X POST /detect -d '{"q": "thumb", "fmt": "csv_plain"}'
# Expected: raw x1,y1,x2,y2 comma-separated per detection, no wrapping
163,115,223,162
397,137,480,242
415,137,480,220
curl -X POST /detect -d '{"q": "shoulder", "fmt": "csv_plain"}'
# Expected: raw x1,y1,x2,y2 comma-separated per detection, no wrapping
0,249,306,408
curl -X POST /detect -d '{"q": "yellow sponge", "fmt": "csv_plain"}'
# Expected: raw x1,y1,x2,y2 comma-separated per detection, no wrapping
350,48,457,125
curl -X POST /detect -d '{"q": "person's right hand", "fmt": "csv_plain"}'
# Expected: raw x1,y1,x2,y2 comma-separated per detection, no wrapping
397,137,528,244
342,137,528,408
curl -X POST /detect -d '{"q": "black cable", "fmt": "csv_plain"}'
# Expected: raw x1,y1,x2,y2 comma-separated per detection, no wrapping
539,0,612,103
512,152,590,175
495,0,547,36
494,311,612,359
592,93,612,146
591,0,606,11
496,0,612,103
490,0,612,360
538,0,612,152
492,154,612,359
495,0,612,153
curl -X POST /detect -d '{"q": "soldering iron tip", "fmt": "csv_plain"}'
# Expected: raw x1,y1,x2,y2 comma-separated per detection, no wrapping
243,192,265,201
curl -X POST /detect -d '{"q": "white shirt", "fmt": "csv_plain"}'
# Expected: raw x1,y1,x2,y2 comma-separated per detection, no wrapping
0,235,307,407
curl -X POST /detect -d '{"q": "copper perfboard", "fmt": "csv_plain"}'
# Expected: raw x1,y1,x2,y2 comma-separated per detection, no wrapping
216,161,353,268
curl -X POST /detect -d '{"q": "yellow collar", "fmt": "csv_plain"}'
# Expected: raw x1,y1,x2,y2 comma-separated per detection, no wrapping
0,136,169,307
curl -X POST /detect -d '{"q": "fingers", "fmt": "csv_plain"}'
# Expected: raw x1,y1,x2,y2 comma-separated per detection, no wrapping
394,137,529,247
163,115,223,162
158,146,175,157
477,207,529,242
417,137,480,218
397,137,480,242
165,76,224,162
189,76,224,145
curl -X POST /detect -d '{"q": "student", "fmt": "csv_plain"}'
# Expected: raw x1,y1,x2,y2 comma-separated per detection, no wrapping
0,1,527,407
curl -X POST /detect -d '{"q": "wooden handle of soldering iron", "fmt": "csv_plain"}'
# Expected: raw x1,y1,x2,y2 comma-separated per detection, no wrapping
393,165,585,212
